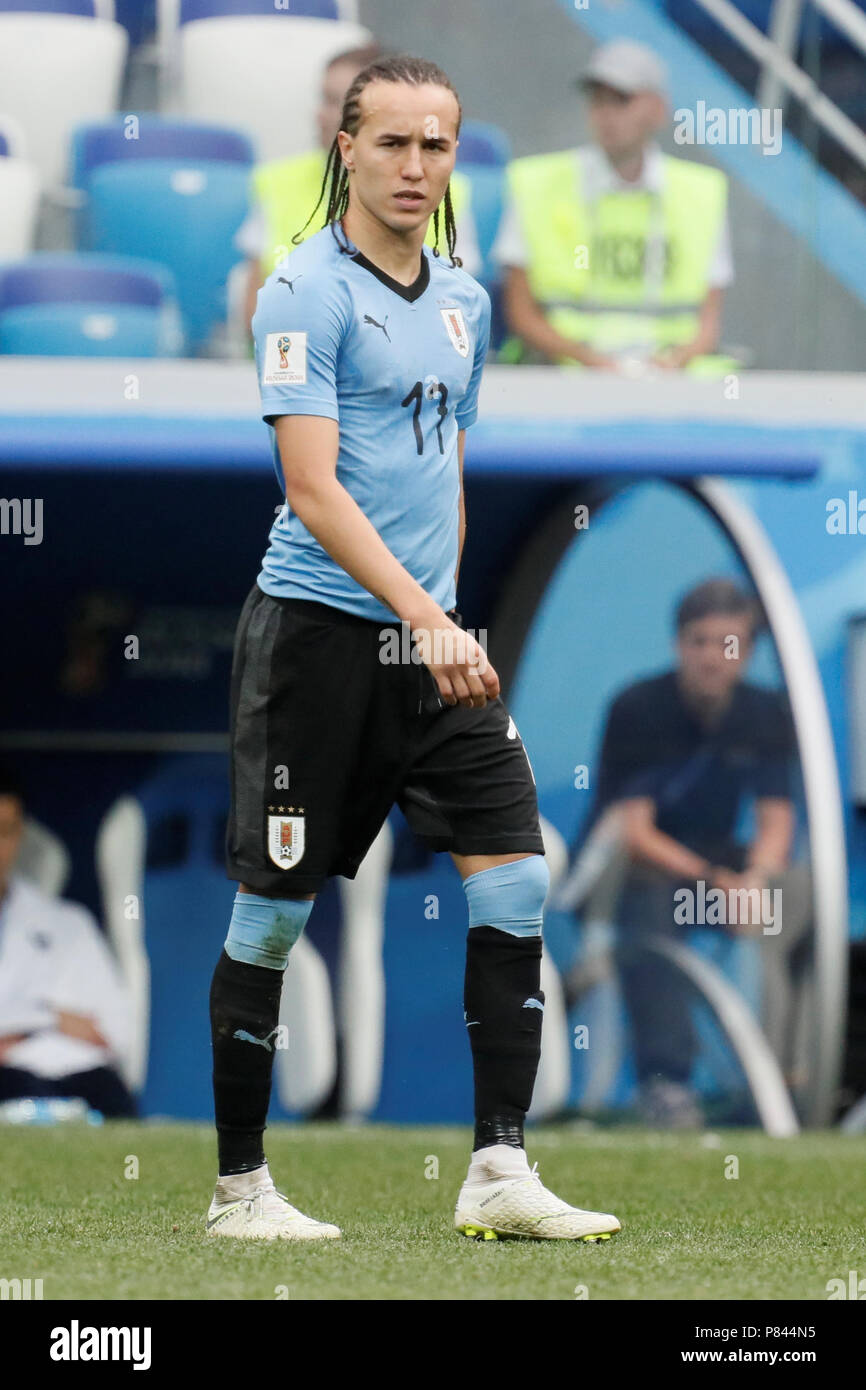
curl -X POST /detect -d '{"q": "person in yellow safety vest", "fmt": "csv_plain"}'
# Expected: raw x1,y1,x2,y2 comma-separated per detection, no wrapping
494,39,738,375
235,43,481,337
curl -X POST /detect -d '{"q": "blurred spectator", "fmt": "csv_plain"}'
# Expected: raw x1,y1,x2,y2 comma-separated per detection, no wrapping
586,579,811,1125
0,766,135,1118
235,43,481,336
495,39,734,373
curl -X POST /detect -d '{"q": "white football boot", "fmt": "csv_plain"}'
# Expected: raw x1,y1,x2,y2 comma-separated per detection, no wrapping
455,1149,621,1242
205,1163,341,1242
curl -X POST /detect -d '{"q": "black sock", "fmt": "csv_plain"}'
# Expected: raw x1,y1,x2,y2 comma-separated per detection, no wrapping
210,949,283,1176
464,926,544,1152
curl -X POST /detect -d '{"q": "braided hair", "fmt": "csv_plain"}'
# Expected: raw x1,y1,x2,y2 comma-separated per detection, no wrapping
293,53,463,267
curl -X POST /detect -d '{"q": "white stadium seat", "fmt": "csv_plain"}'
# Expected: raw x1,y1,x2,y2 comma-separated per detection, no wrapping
0,156,41,258
0,14,127,191
95,796,150,1094
172,16,372,162
0,110,27,160
18,817,71,899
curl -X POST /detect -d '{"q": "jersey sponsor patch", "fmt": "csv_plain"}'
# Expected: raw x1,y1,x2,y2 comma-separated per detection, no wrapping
262,331,308,386
267,813,306,869
440,306,470,357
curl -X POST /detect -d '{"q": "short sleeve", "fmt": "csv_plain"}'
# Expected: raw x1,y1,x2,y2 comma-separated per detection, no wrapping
252,268,346,425
753,759,793,800
455,288,491,430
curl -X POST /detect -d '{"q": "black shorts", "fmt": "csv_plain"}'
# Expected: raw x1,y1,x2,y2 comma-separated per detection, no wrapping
225,583,545,896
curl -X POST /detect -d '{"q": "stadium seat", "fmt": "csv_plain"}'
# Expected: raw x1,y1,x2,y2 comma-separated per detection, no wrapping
175,0,350,19
457,164,506,277
18,817,72,899
114,0,155,43
0,154,40,258
107,757,232,1116
0,253,183,357
71,118,255,354
457,119,511,169
0,111,27,159
452,129,508,345
169,16,371,162
71,116,252,187
0,0,113,14
0,112,40,257
100,755,336,1119
0,12,127,189
454,122,510,336
95,796,149,1094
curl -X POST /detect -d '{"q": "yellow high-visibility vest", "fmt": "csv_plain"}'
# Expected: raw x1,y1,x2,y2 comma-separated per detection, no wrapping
507,147,728,361
253,150,471,276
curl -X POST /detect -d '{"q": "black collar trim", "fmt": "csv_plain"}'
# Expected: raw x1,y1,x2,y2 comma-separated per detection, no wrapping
349,245,431,303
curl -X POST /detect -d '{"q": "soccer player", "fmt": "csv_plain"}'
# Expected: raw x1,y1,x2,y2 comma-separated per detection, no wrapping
206,54,621,1244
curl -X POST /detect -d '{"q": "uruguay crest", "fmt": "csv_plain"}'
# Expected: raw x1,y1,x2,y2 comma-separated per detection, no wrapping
267,813,305,870
440,306,470,357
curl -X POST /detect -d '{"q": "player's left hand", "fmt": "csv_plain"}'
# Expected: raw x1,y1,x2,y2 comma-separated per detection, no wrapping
413,615,500,709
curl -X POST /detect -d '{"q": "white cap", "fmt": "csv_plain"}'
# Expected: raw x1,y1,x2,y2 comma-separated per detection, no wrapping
581,39,668,97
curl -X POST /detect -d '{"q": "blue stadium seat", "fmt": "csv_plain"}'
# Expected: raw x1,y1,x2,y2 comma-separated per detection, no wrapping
457,162,507,347
6,0,154,41
71,116,252,187
0,252,182,356
71,118,254,354
458,163,506,272
457,119,511,169
455,120,510,319
178,0,340,20
0,0,107,13
131,755,234,1119
114,0,154,41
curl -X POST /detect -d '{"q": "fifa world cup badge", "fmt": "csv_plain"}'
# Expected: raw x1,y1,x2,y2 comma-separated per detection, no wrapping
263,331,308,385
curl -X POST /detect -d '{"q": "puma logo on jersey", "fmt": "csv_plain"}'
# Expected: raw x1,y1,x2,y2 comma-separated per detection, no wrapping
364,313,391,342
277,275,302,293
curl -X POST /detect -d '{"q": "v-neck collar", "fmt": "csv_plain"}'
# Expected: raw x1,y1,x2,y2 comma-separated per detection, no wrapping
349,244,431,303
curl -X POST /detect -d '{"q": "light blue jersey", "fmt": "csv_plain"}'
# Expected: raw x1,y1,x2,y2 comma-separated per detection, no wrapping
252,224,491,623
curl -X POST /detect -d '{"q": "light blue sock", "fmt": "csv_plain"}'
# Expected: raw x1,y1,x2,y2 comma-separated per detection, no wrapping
224,892,314,971
462,856,549,937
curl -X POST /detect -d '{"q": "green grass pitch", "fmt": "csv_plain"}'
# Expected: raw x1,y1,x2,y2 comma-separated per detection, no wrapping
2,1123,865,1300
